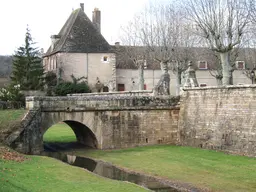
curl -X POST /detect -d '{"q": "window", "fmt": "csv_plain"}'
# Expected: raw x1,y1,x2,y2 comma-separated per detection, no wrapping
144,84,147,90
103,56,108,62
117,84,125,91
236,61,245,70
103,86,109,92
200,83,207,87
198,61,208,69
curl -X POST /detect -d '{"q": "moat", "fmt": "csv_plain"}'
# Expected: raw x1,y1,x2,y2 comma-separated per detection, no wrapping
43,142,184,192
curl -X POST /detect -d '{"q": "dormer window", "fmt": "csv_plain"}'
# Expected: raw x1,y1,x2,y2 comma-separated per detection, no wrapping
236,61,245,70
198,61,208,69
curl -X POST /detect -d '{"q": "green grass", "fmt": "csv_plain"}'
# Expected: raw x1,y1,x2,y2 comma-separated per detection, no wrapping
43,123,76,143
0,147,148,192
0,109,27,131
75,145,256,192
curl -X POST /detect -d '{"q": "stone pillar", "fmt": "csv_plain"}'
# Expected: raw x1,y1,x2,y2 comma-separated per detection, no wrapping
183,61,199,88
108,54,117,92
138,62,144,90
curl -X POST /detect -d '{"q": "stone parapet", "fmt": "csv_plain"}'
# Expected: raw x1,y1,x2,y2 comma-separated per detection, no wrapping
26,95,180,112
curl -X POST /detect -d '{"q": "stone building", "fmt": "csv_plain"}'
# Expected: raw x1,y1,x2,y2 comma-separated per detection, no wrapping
43,4,116,92
43,4,253,95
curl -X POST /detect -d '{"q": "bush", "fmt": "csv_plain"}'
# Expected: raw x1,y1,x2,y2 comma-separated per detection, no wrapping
45,71,57,96
54,81,90,96
45,71,57,87
0,84,25,108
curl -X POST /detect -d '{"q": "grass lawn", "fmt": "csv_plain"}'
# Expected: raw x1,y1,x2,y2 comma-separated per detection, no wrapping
0,145,148,192
75,145,256,192
43,123,76,143
0,109,27,131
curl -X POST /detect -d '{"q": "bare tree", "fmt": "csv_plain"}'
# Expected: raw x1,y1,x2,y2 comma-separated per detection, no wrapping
208,47,239,85
168,20,197,94
241,40,256,83
184,0,251,85
120,1,200,94
119,18,148,91
137,2,197,95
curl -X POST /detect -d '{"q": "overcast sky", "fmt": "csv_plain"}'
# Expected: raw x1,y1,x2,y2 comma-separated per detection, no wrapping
0,0,156,55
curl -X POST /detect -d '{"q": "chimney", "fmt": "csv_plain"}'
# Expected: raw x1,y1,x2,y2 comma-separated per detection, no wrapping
50,35,61,51
92,8,101,33
115,42,120,47
80,3,84,12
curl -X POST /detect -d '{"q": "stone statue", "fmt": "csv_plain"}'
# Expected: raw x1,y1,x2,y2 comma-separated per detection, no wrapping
183,61,199,88
153,61,170,95
107,79,116,92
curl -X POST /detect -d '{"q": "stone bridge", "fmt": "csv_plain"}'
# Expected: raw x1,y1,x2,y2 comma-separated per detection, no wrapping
6,94,180,154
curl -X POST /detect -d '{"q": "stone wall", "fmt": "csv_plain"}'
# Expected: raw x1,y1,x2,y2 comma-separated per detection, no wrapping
178,85,256,156
5,109,43,154
98,109,179,148
41,108,179,150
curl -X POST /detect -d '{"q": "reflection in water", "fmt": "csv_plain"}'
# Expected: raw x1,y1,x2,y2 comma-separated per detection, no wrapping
41,151,181,192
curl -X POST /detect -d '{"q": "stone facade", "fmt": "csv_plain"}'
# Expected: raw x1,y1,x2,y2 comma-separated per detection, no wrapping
179,85,256,156
116,69,251,95
43,52,116,90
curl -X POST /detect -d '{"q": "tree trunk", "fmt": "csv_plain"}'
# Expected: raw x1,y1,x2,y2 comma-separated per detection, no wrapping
175,71,182,95
229,70,233,85
220,52,232,85
138,64,144,90
216,78,223,86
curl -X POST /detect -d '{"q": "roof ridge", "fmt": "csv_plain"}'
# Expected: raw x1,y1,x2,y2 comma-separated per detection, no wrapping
57,8,81,53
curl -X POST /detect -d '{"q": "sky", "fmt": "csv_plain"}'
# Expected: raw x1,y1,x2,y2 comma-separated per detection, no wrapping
0,0,155,55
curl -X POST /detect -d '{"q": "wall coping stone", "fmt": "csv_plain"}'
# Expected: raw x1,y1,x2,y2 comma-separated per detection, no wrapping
26,95,177,102
26,95,180,111
67,90,153,97
182,84,256,91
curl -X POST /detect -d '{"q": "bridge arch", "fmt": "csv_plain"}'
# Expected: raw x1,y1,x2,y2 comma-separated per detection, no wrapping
41,112,100,150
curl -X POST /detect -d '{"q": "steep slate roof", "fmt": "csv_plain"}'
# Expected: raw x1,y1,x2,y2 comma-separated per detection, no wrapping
114,45,256,70
44,8,111,56
112,45,159,70
114,46,217,70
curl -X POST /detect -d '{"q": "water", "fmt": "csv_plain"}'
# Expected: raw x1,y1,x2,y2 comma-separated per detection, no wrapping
41,151,181,192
